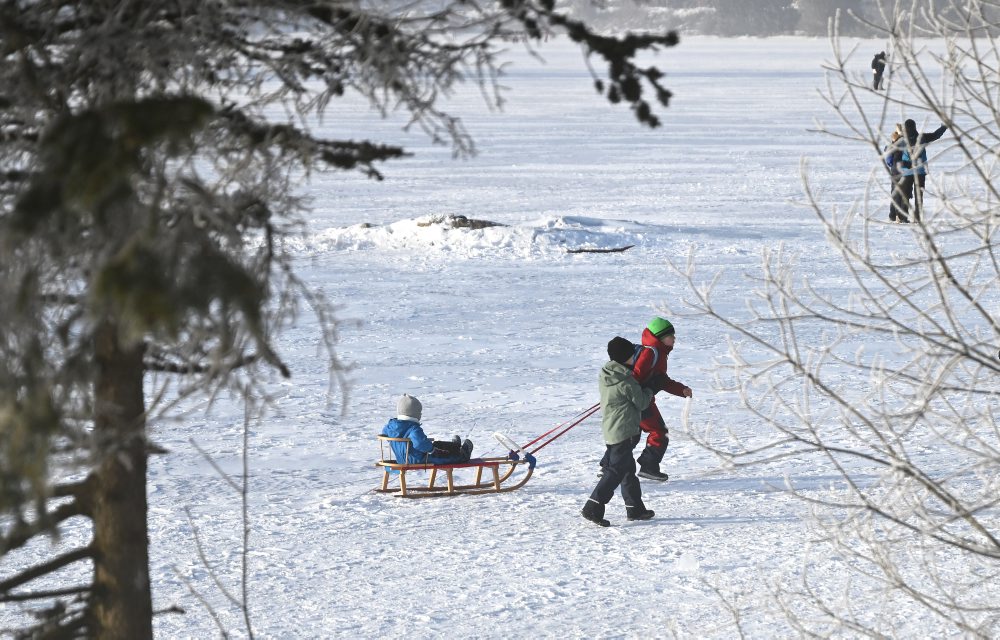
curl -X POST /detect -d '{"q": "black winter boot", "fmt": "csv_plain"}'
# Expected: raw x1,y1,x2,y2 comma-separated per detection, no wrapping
637,467,669,482
626,507,655,521
461,439,474,460
581,500,610,527
636,444,667,477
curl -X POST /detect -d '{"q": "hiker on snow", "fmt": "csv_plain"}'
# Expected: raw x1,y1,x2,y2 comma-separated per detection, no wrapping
380,394,473,464
884,119,948,223
884,123,907,223
632,317,692,482
871,51,887,90
582,337,657,527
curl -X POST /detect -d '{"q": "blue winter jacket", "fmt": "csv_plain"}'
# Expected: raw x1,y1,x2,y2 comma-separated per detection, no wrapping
885,125,947,177
381,418,463,465
381,418,434,464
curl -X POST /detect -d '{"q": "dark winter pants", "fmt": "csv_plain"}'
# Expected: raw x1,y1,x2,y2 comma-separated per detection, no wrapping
889,176,908,222
428,439,471,464
598,403,667,472
589,435,645,511
899,174,927,222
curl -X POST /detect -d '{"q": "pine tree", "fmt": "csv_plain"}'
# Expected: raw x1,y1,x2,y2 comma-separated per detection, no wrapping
0,1,677,637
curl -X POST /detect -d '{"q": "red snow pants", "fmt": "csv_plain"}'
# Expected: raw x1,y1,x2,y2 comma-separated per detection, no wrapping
640,398,668,451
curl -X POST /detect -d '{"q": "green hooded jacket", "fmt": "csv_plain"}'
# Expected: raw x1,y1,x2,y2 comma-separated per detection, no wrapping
598,360,655,445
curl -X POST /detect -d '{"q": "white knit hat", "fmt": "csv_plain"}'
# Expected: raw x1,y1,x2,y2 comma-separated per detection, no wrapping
396,394,422,422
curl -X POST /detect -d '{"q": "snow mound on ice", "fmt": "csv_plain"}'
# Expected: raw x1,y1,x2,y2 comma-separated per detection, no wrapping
300,214,658,259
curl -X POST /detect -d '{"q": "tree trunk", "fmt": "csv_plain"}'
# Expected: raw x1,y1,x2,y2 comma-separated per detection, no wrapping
90,321,152,639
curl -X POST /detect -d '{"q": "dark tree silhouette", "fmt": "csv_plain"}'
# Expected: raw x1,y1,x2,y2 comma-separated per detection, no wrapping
0,1,677,637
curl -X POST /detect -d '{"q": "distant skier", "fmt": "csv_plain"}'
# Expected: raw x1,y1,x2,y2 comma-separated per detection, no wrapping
885,119,948,223
630,317,692,482
582,337,657,527
871,51,887,90
380,394,473,464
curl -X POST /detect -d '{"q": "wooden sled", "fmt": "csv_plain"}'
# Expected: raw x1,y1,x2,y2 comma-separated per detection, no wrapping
375,435,535,498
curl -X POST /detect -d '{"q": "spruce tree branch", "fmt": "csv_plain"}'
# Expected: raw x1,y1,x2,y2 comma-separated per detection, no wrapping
144,351,265,376
0,546,93,594
0,585,90,603
1,500,84,555
52,480,89,499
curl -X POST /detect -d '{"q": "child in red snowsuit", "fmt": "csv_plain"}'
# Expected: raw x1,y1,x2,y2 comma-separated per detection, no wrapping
632,317,691,481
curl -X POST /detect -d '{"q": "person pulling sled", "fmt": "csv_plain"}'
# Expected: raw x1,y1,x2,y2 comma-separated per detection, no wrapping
582,337,657,527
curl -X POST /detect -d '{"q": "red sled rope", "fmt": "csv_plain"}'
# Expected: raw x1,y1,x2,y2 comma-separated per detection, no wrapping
527,402,601,455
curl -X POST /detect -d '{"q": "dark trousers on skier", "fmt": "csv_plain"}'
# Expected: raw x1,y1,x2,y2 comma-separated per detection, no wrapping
587,435,646,515
635,400,668,473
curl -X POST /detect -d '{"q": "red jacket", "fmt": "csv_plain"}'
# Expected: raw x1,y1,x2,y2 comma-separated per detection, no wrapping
632,328,688,397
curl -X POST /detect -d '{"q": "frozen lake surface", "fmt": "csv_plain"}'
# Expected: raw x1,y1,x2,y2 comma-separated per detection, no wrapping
5,35,988,638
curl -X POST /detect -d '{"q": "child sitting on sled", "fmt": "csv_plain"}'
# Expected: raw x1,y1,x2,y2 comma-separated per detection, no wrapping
582,337,657,527
381,394,473,465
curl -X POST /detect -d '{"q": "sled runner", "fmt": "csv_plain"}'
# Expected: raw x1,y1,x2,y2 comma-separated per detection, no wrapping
375,435,536,498
375,403,600,498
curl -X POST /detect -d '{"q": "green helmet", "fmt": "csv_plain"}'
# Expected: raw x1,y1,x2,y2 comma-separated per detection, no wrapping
647,317,675,338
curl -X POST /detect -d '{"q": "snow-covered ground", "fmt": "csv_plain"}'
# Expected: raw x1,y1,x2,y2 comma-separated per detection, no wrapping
5,36,989,638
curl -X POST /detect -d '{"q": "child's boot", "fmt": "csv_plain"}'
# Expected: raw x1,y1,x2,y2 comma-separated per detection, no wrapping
626,506,655,521
637,447,669,482
581,500,610,527
637,466,669,482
